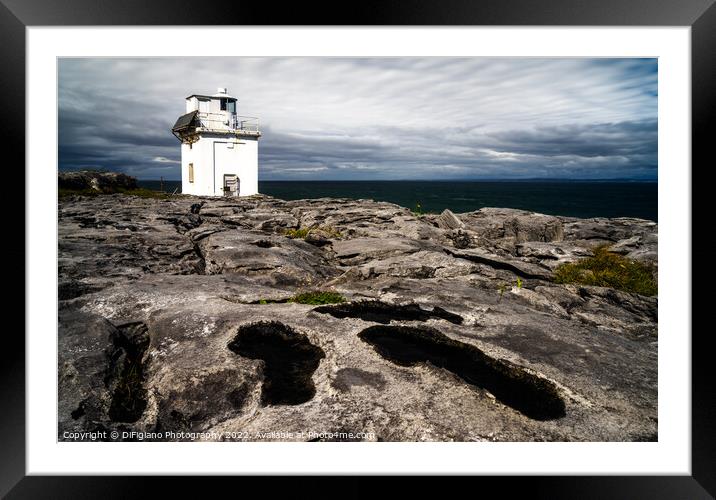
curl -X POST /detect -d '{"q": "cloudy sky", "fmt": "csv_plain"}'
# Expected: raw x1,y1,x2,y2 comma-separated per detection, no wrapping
58,57,657,181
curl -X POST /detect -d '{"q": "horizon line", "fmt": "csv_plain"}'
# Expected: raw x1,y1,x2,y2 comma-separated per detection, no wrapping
136,178,658,182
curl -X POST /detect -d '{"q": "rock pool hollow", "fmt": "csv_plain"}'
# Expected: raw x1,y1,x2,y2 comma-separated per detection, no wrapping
314,300,463,325
358,325,566,421
228,321,325,406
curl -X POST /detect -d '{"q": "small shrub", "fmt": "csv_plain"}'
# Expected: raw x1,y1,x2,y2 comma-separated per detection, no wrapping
554,245,657,296
284,226,342,240
284,228,311,239
497,282,507,301
288,291,346,305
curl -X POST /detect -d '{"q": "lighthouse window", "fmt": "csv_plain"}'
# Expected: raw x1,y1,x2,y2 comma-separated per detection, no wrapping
188,163,194,183
221,99,236,113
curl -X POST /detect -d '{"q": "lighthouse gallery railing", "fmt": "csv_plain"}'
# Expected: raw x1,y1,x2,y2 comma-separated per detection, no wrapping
196,112,260,133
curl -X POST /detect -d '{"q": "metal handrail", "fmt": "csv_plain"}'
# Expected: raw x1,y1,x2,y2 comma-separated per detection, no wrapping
196,112,259,133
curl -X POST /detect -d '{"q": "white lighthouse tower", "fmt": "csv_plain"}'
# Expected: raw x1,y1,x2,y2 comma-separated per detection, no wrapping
172,88,260,197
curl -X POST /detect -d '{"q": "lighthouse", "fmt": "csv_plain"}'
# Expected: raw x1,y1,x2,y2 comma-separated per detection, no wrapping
172,88,261,197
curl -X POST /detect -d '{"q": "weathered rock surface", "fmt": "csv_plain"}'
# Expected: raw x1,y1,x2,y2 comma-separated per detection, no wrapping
198,229,338,286
58,193,658,442
59,170,138,192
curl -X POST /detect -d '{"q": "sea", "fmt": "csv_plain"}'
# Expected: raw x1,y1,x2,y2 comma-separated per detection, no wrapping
137,180,658,222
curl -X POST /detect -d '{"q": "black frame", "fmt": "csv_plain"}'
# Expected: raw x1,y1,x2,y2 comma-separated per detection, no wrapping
5,0,714,497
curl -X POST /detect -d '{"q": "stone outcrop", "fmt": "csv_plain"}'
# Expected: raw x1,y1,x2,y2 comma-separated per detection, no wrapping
436,209,465,230
503,213,564,243
58,170,139,192
58,193,658,442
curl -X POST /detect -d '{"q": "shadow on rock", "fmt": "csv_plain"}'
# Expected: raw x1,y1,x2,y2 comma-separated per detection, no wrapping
358,324,566,421
314,300,463,325
228,321,325,406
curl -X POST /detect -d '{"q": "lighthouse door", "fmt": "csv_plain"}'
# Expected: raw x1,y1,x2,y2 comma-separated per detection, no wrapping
223,174,239,197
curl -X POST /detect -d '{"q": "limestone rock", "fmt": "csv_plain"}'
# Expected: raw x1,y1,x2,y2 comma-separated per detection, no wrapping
57,192,659,442
503,214,564,243
58,310,117,438
446,247,554,281
197,229,338,286
59,170,138,192
332,237,429,265
436,209,465,230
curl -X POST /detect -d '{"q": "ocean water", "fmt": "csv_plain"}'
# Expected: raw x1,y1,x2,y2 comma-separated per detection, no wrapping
137,180,657,221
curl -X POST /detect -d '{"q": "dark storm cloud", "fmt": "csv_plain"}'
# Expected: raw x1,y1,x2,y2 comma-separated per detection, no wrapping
485,120,657,158
58,57,657,180
259,120,657,180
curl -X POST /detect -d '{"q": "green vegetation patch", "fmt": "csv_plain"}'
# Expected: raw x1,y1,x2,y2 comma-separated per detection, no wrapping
117,188,171,199
284,227,311,239
284,226,343,240
553,245,657,296
288,291,347,305
59,187,170,200
255,291,346,305
256,298,287,305
59,187,101,199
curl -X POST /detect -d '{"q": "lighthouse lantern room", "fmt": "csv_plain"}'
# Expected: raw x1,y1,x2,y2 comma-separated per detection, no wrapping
172,88,260,197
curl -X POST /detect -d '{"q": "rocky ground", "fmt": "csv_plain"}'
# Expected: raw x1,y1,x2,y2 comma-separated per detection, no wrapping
58,193,658,442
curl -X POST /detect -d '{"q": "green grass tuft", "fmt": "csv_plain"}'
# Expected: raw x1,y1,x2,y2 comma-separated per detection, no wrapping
284,226,343,240
284,228,311,239
58,187,170,200
117,188,171,199
288,291,346,305
553,245,657,296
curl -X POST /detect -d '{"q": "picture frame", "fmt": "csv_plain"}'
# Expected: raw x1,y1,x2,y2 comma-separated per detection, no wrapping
5,0,713,496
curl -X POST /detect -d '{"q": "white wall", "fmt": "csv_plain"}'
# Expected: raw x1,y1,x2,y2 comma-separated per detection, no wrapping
185,96,235,115
180,140,212,196
185,96,197,113
181,134,258,196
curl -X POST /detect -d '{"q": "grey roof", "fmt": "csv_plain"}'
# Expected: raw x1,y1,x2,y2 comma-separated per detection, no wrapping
172,110,198,133
185,94,237,101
